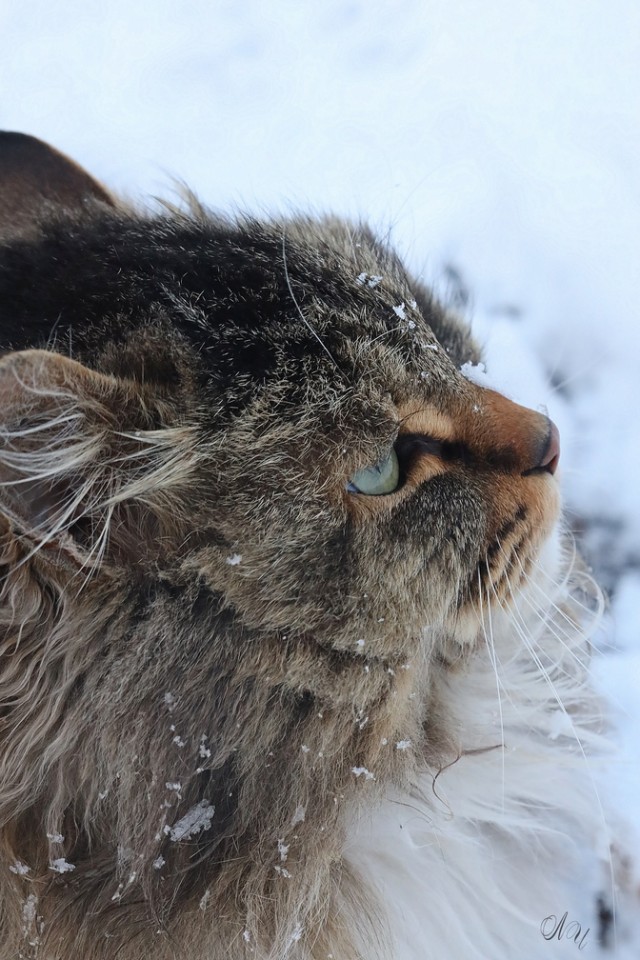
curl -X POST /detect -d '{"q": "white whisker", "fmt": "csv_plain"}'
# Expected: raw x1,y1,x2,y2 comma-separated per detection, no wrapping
475,565,507,810
487,546,619,949
281,230,338,368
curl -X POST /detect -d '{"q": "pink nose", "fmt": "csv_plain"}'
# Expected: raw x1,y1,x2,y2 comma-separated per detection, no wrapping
539,419,560,475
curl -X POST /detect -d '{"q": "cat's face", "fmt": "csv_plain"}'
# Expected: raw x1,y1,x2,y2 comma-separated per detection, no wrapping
168,218,560,669
0,135,560,684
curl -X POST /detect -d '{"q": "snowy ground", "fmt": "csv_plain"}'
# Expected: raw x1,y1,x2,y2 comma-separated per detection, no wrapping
2,0,639,954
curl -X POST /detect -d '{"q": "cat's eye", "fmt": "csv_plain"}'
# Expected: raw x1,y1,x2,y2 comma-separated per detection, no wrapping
347,449,400,496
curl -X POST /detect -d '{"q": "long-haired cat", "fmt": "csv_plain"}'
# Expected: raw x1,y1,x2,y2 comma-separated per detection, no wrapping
0,132,621,959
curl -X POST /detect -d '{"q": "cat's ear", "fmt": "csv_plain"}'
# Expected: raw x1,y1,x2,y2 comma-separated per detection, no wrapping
0,132,115,239
0,349,199,564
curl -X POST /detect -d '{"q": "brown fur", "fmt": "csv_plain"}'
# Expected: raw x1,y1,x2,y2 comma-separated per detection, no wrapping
0,134,565,959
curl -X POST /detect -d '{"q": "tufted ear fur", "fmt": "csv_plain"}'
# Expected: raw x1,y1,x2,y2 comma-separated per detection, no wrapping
0,131,115,239
0,349,200,567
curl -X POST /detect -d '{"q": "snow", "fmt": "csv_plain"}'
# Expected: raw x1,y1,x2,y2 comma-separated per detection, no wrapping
352,766,376,780
168,801,215,842
163,692,177,712
49,858,75,874
356,273,383,288
2,1,638,953
291,804,306,826
277,838,289,862
459,361,490,389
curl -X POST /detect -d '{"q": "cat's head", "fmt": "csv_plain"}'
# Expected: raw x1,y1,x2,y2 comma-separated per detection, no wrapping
0,133,560,684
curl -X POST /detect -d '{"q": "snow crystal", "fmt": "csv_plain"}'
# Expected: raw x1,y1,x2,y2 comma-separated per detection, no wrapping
46,833,64,844
22,893,37,927
352,766,375,781
226,553,242,566
10,861,30,875
49,858,75,874
243,930,251,943
199,889,211,912
547,710,575,741
172,735,186,748
301,744,310,753
277,838,289,861
163,692,177,712
168,801,215,841
460,360,490,387
288,923,303,945
291,804,306,826
356,638,365,648
356,272,382,288
153,856,165,870
165,781,182,793
274,865,292,878
393,303,407,320
396,740,412,751
110,873,137,900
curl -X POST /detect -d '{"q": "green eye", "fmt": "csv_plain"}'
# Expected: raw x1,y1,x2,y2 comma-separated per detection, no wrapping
347,449,400,496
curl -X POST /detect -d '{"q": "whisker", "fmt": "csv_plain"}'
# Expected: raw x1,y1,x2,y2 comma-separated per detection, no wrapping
503,544,593,679
487,551,619,949
476,565,506,810
281,230,338,368
528,537,605,622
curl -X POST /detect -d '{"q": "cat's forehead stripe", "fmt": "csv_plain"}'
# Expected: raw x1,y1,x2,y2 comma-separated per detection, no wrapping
396,404,456,442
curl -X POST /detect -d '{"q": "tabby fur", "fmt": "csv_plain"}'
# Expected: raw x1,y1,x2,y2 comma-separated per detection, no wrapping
0,133,616,959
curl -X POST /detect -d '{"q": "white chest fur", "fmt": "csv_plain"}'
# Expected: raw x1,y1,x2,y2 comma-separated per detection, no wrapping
342,547,612,960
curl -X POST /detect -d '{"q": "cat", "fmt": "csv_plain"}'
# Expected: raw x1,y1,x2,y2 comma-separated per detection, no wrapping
0,132,621,959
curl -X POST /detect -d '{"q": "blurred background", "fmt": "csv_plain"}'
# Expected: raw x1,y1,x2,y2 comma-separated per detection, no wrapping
1,0,638,951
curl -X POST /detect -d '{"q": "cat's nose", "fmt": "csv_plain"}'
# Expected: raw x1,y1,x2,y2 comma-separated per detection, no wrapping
537,419,560,475
470,389,560,477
